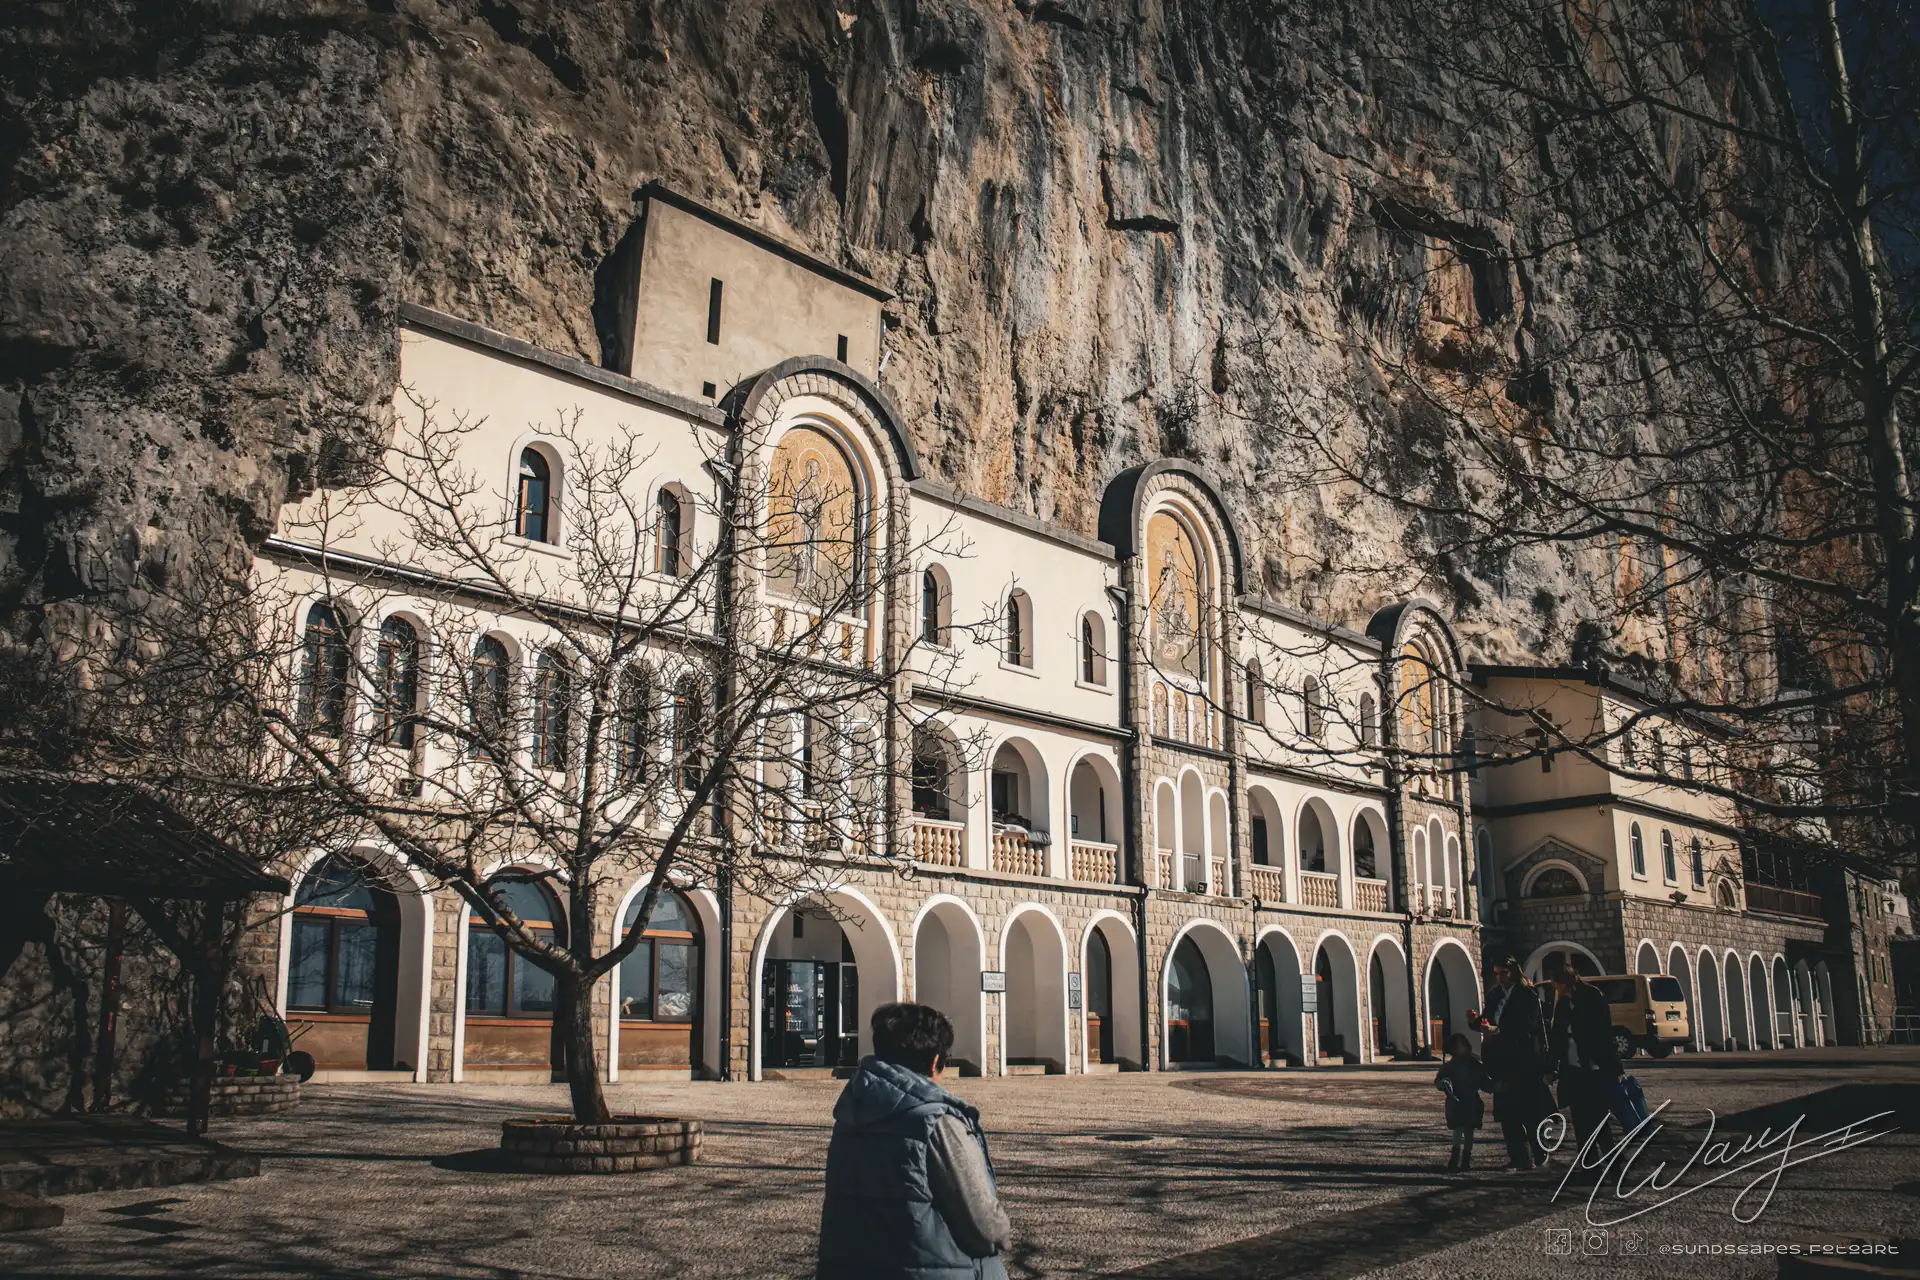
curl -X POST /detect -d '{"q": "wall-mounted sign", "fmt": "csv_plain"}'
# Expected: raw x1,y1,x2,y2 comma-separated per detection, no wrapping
1300,974,1320,1013
1067,972,1083,1010
981,971,1007,994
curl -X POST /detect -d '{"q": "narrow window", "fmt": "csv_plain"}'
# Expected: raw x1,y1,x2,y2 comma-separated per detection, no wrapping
836,334,849,362
655,488,683,578
1004,591,1030,667
616,666,651,787
516,448,551,542
530,653,570,771
921,569,943,645
706,278,723,345
1661,829,1677,882
1359,694,1377,746
1630,822,1646,877
1251,815,1271,866
299,603,351,738
1303,676,1325,740
468,636,511,756
1081,614,1106,685
1246,663,1266,726
375,616,420,748
1690,837,1705,888
673,675,704,792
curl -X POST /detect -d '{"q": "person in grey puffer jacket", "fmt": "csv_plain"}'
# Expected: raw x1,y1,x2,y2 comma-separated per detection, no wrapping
817,1002,1012,1279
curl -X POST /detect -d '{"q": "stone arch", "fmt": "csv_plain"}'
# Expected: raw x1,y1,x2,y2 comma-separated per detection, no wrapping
1163,919,1252,1067
1206,789,1231,894
1635,940,1663,974
1352,807,1389,894
280,844,435,1081
1247,784,1284,868
1082,911,1141,1071
1366,935,1413,1060
987,734,1051,839
1524,940,1603,980
749,886,903,1080
1773,955,1797,1046
1296,796,1342,879
1255,926,1306,1066
1813,962,1837,1046
1178,769,1206,890
1098,459,1248,593
1723,949,1752,1049
604,878,723,1081
1425,938,1481,1051
1698,948,1727,1050
1521,859,1591,898
1067,751,1123,851
1747,953,1773,1049
1152,778,1177,886
1670,944,1700,1049
1309,930,1363,1064
912,895,986,1074
1000,905,1070,1074
734,356,922,483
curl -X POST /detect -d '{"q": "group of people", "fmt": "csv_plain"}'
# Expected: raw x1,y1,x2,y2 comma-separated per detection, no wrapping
1435,956,1627,1173
816,964,1632,1277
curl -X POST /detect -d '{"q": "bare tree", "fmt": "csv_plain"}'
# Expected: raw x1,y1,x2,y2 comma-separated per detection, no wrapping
1226,0,1920,874
159,393,982,1123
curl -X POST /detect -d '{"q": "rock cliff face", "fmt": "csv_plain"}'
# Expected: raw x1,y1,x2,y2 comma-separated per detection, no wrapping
2,0,1592,656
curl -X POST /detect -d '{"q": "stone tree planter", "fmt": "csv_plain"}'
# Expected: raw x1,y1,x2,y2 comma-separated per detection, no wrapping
498,1116,703,1173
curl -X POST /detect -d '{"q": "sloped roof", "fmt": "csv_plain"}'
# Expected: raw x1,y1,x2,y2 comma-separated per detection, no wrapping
0,775,288,900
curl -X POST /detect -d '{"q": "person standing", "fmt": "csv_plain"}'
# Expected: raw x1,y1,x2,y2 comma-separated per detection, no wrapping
817,1002,1013,1279
1547,967,1625,1165
1477,955,1549,1170
1434,1033,1490,1171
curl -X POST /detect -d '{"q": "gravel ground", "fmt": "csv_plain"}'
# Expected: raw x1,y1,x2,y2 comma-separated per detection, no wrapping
1,1048,1914,1279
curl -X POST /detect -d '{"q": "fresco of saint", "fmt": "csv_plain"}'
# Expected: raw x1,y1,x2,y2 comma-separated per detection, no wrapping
767,427,860,603
1146,512,1206,682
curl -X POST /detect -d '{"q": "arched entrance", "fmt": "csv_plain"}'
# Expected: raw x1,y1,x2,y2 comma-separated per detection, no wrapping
1311,934,1361,1064
1164,923,1252,1067
1698,950,1726,1050
755,891,900,1077
1747,955,1772,1049
1002,908,1068,1073
461,871,566,1077
1723,950,1751,1050
1636,941,1662,974
1426,942,1479,1052
615,889,704,1075
1083,915,1140,1070
1814,962,1837,1045
1772,956,1795,1046
1670,944,1698,1050
1255,931,1305,1066
285,856,403,1071
913,899,985,1074
1368,939,1412,1060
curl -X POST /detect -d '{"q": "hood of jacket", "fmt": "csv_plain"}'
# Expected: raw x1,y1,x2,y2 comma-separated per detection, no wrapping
834,1056,971,1130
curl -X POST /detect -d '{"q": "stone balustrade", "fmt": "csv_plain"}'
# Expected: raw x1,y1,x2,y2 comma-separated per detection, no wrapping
1246,864,1285,902
1354,878,1389,914
1070,840,1119,883
1300,870,1340,909
911,817,965,867
992,830,1047,877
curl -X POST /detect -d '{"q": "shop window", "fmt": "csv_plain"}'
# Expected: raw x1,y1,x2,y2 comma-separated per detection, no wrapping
287,858,392,1013
618,890,701,1023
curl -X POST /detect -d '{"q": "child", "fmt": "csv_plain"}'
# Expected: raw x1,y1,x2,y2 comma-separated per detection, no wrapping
1433,1032,1489,1172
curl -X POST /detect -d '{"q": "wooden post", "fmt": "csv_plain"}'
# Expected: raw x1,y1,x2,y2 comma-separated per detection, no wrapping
90,899,126,1112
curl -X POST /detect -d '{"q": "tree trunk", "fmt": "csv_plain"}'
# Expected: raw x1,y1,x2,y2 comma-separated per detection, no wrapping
557,971,611,1123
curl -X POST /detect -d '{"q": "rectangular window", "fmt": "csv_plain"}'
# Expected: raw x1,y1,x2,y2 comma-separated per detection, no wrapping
707,278,723,345
619,940,654,1020
465,931,508,1015
1251,816,1270,865
513,951,557,1015
287,918,331,1010
334,921,378,1008
657,942,695,1020
991,771,1015,822
836,334,849,362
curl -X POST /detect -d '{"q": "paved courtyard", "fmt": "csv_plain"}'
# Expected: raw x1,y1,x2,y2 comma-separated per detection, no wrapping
1,1048,1915,1278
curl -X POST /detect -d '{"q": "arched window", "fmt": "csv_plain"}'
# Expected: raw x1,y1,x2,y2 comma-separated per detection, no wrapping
911,727,951,818
467,636,512,754
1716,880,1738,909
1530,866,1582,898
1081,612,1107,685
1661,829,1677,882
1690,836,1706,888
920,568,948,646
616,664,653,787
530,653,571,771
299,602,351,738
768,427,863,602
516,448,552,542
1353,818,1377,879
287,858,393,1014
1246,663,1266,726
1630,822,1647,877
1621,724,1638,767
465,875,563,1019
618,890,701,1024
655,486,686,578
1302,676,1326,741
1003,590,1032,667
374,617,420,748
673,674,704,792
1651,729,1667,773
1359,694,1377,747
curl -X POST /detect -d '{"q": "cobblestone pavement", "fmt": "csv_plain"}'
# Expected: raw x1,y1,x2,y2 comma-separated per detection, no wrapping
0,1048,1914,1279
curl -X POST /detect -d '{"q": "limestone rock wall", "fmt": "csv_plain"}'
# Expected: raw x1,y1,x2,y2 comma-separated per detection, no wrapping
3,0,1607,661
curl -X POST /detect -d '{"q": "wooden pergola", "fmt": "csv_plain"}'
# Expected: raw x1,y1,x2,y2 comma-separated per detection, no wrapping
0,774,289,1136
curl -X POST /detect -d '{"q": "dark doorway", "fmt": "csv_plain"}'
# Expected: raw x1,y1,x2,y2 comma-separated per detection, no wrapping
1086,928,1115,1065
1370,952,1390,1058
762,952,860,1070
1167,937,1215,1063
1255,945,1279,1065
1314,947,1340,1059
1428,963,1454,1050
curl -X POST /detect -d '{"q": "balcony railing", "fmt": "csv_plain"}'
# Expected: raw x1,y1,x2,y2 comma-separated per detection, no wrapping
1246,864,1285,902
1745,883,1824,920
911,816,965,868
1070,840,1120,884
1209,855,1230,897
992,829,1047,877
1300,870,1340,909
1156,848,1172,889
1354,878,1389,914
